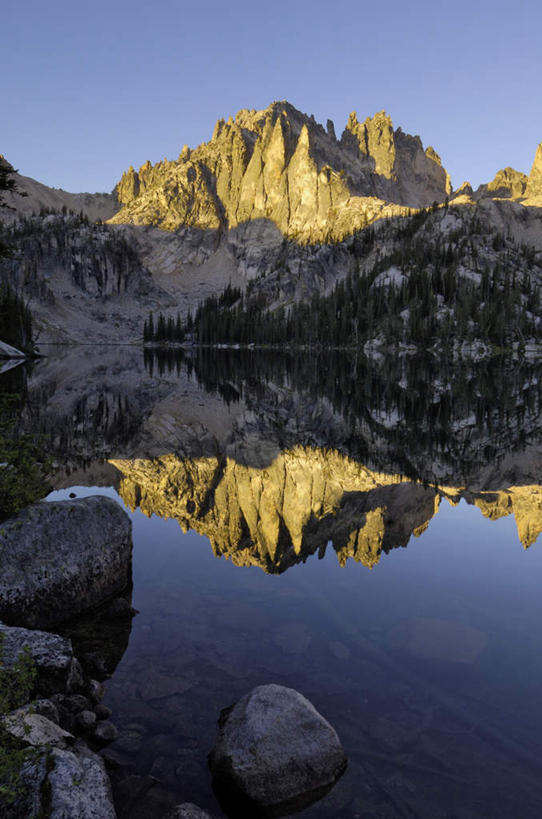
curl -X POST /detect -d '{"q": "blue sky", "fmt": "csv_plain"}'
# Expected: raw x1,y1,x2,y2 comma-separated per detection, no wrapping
2,0,541,193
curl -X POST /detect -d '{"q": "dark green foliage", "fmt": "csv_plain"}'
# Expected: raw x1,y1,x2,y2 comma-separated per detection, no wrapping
0,157,24,209
0,283,33,352
180,207,542,350
0,157,35,351
0,211,143,306
0,632,39,810
0,394,50,522
0,158,23,259
144,310,188,343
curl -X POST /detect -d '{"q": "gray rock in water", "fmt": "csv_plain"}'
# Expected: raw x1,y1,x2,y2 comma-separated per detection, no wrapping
0,623,78,696
93,720,119,745
94,703,112,721
65,694,92,713
87,678,105,703
0,496,132,629
164,804,215,819
208,683,347,814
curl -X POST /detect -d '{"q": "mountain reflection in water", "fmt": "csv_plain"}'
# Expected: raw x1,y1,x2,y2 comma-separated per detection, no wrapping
7,347,542,817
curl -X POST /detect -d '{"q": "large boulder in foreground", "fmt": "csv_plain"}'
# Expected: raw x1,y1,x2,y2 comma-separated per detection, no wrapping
208,684,347,816
0,497,132,629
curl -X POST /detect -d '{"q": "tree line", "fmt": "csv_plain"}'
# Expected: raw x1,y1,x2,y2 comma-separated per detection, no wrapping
143,207,542,350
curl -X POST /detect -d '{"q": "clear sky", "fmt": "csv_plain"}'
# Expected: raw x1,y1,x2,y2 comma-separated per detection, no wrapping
2,0,541,193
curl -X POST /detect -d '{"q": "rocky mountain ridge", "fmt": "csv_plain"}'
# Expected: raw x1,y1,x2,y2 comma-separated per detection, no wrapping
110,102,451,243
1,101,542,343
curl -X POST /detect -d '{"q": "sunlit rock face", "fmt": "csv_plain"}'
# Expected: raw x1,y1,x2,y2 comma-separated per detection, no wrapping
342,111,451,204
477,167,529,199
109,102,450,242
526,143,542,199
111,447,441,572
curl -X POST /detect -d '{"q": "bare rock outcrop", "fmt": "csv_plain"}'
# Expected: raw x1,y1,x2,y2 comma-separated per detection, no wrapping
109,101,450,242
477,166,529,199
526,143,542,198
6,744,117,819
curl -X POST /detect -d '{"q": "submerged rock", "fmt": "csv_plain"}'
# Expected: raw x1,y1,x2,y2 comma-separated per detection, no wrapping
208,683,347,815
164,805,215,819
0,496,132,629
93,720,119,745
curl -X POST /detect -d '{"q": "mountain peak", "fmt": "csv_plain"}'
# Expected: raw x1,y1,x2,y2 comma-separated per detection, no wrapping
110,100,453,239
526,142,542,197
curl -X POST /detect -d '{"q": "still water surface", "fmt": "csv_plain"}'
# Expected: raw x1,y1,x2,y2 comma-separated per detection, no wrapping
10,348,542,817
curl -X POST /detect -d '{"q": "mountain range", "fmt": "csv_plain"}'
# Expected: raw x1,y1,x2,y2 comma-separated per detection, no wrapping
1,101,542,344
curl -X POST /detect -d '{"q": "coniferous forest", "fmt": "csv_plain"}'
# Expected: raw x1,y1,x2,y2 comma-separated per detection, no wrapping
0,283,33,352
143,205,542,351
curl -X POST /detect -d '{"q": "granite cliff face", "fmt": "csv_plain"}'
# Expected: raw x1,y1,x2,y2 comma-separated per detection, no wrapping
0,212,165,342
526,143,542,199
341,111,451,202
477,167,530,199
476,143,542,202
110,102,450,243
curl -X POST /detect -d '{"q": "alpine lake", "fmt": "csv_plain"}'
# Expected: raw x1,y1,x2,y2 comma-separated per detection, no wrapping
4,346,542,819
